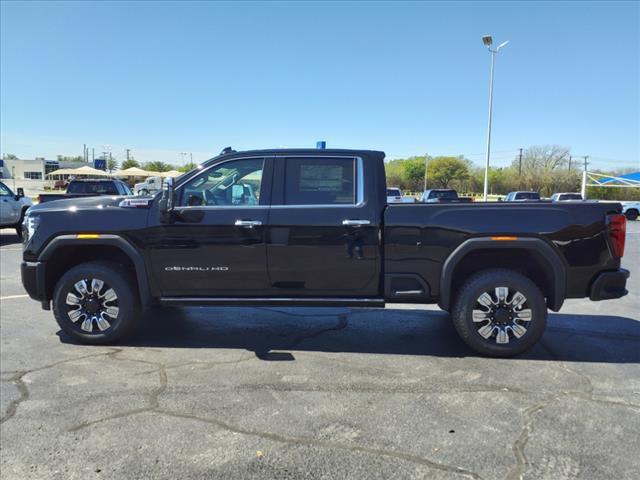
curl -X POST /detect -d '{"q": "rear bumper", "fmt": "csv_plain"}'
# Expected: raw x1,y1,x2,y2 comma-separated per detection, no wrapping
590,268,630,301
21,261,50,309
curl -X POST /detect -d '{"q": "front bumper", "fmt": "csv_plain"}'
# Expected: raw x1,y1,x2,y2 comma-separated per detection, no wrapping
590,268,630,301
21,261,50,309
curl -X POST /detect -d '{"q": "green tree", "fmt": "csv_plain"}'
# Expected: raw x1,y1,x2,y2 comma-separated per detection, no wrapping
57,155,84,162
107,158,119,172
427,156,470,188
402,157,426,191
143,161,172,172
121,158,140,170
179,162,198,173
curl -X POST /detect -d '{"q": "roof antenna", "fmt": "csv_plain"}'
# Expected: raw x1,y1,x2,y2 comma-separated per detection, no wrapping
220,146,235,155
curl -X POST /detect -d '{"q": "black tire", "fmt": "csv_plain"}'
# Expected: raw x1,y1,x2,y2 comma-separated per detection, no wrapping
625,209,638,221
52,261,140,344
451,268,547,357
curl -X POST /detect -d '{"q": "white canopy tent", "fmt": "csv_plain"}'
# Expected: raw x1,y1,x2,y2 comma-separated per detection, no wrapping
158,170,182,178
46,165,112,178
112,167,154,178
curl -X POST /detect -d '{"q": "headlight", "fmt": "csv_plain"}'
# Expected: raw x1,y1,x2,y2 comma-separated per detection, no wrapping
23,215,40,243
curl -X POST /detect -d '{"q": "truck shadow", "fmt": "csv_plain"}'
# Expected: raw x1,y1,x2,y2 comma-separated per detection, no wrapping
82,306,640,364
0,232,22,246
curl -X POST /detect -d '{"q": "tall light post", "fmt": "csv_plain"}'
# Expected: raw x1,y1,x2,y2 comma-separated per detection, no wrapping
481,35,509,201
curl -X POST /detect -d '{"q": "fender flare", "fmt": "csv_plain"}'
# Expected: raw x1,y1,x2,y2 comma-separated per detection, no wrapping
39,234,150,306
438,237,566,312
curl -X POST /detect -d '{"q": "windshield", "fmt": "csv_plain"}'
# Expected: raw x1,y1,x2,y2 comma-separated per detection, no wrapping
67,181,119,195
429,190,458,199
0,182,12,196
561,194,582,200
387,188,402,197
517,192,540,200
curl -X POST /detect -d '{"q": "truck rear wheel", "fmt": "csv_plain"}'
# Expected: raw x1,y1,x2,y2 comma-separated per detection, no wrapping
451,269,547,357
52,261,139,345
625,209,638,221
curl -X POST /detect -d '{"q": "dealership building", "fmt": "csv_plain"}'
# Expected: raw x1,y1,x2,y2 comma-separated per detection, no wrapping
0,157,86,180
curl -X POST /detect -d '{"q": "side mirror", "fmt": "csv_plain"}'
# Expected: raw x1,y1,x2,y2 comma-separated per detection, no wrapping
16,187,24,199
158,177,175,221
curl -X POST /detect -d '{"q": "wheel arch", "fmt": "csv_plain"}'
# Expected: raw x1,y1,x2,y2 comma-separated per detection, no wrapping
438,237,566,312
39,234,150,306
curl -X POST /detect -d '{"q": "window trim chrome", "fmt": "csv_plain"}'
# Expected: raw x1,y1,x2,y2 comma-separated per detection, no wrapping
271,155,365,209
175,155,267,209
175,154,366,210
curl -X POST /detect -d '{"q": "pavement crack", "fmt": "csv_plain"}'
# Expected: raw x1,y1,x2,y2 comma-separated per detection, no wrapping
0,372,29,424
155,409,485,480
69,352,168,431
504,394,559,480
1,349,121,425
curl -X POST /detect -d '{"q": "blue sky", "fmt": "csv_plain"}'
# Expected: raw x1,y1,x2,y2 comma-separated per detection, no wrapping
1,1,638,170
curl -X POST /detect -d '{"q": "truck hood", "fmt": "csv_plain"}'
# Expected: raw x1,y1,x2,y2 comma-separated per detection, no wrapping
29,195,133,213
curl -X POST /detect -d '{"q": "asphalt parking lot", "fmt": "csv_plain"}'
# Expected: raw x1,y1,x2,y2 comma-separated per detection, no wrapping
1,223,639,480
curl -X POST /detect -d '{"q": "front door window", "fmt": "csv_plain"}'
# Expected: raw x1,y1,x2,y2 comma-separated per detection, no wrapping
179,158,264,207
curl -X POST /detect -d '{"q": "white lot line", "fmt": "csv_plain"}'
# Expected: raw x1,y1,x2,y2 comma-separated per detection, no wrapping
0,294,29,300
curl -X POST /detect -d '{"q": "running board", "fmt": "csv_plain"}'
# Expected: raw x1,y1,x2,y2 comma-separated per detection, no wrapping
159,297,385,308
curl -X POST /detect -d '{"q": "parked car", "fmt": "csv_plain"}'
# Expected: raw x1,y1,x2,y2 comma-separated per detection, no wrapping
387,187,405,203
0,181,32,237
551,193,583,202
505,191,541,202
419,189,473,203
621,201,640,221
38,179,133,203
134,176,163,196
21,148,629,357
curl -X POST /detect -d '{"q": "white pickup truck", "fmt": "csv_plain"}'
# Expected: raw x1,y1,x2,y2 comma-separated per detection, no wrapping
0,181,32,237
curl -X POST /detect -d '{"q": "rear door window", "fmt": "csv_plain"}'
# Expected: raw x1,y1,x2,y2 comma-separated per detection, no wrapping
284,157,356,205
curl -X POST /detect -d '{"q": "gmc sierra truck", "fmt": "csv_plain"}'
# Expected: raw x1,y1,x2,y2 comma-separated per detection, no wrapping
21,148,630,357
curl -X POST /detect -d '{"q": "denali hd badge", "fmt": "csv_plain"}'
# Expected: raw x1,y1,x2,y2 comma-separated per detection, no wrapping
165,266,229,271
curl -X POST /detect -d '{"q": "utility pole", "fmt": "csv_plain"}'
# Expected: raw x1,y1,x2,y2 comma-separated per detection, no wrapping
83,144,87,162
518,148,523,176
583,155,589,172
568,155,572,171
92,148,95,161
126,149,130,161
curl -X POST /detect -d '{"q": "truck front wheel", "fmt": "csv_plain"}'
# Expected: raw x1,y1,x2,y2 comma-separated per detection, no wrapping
451,269,547,357
52,261,140,344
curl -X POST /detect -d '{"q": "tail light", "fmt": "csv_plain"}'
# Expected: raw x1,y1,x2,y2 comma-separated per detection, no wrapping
607,214,626,258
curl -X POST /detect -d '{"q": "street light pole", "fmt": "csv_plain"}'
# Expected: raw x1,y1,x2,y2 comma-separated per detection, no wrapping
481,36,509,201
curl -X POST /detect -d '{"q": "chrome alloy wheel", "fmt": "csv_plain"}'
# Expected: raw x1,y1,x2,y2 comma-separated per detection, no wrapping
65,278,119,333
472,287,532,344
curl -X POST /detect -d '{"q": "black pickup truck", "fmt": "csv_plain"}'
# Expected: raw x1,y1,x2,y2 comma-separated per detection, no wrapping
37,179,133,203
21,148,629,356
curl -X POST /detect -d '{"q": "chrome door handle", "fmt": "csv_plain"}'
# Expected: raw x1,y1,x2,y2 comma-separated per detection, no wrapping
342,219,371,226
234,219,262,228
